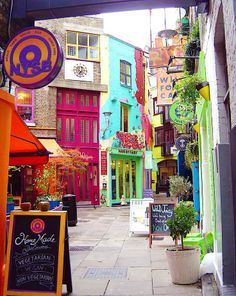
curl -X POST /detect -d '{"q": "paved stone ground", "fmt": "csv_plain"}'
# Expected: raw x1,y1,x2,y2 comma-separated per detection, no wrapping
62,206,202,296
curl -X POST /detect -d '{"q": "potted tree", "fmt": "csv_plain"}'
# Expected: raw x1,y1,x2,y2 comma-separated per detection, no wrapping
166,201,200,284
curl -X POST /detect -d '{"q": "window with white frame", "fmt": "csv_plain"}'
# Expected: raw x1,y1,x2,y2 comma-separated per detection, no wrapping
66,31,100,61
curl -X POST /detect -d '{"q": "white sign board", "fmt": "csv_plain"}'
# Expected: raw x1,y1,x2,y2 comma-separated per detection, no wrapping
129,198,154,234
65,59,93,81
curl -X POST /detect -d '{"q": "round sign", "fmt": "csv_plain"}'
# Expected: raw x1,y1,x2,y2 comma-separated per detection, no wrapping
3,26,63,89
169,100,194,125
175,136,190,151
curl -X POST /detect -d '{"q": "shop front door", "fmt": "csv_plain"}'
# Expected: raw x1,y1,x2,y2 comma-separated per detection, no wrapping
111,159,137,205
74,164,99,205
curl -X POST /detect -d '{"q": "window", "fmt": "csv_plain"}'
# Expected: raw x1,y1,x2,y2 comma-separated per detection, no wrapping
66,31,100,61
120,60,131,87
66,118,75,143
154,128,164,146
57,118,62,141
15,88,34,122
120,104,129,132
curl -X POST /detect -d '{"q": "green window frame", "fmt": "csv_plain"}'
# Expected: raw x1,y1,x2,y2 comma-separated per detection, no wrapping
66,31,100,61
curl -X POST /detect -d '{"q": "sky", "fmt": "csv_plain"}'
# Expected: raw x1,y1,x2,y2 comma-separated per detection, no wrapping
97,8,184,49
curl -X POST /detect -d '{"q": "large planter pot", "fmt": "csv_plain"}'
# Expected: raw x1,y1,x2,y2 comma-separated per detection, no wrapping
166,246,200,284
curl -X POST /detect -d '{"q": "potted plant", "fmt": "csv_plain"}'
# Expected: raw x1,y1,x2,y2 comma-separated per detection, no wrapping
184,140,199,170
169,175,192,201
166,201,200,284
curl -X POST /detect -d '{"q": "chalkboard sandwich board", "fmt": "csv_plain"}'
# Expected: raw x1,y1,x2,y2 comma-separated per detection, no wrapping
4,211,67,296
149,202,176,248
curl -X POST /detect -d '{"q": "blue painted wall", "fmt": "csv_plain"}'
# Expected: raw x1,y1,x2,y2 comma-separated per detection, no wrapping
100,36,142,139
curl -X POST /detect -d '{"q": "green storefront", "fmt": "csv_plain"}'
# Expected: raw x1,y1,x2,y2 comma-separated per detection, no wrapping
109,148,143,205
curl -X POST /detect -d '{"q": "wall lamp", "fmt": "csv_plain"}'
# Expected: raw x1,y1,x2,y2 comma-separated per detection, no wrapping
102,111,112,139
196,81,210,101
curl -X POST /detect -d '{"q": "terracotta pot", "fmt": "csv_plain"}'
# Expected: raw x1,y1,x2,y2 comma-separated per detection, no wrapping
38,201,50,212
20,202,31,211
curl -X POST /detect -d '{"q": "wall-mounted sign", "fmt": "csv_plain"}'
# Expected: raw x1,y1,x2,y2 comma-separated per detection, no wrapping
101,151,107,175
64,59,93,81
175,136,190,151
169,100,194,124
3,27,63,89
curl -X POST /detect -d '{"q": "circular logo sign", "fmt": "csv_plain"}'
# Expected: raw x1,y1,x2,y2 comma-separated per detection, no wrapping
175,136,190,151
3,26,63,89
30,218,45,234
169,100,194,125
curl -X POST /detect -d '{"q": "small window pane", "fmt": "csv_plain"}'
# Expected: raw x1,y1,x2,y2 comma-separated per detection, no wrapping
78,47,88,59
93,120,97,143
66,93,69,104
80,120,84,143
120,73,125,84
67,32,77,44
17,106,32,121
90,48,98,59
86,96,89,107
86,120,90,143
80,95,84,106
71,94,75,105
66,119,70,142
126,64,131,75
120,62,125,73
16,89,32,104
78,34,88,46
126,76,131,86
67,46,76,56
93,96,97,107
57,118,61,141
71,119,75,142
57,92,62,105
89,35,98,47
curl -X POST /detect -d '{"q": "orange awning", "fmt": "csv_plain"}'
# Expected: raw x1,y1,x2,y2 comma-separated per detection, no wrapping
9,110,50,166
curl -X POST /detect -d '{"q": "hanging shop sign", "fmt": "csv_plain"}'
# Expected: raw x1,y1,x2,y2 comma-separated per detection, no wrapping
169,100,194,124
156,68,183,105
175,136,190,151
3,27,63,89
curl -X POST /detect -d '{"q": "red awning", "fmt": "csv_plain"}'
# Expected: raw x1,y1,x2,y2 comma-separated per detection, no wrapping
9,110,50,166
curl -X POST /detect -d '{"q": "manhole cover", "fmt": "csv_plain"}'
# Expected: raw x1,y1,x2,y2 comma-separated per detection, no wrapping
83,267,128,279
69,246,94,252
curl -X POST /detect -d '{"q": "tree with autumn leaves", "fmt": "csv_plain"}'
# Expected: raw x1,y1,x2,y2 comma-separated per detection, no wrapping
34,149,92,201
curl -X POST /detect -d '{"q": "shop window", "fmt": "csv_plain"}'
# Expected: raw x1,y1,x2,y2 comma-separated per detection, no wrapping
66,31,100,61
120,60,131,87
154,127,164,146
15,88,34,122
120,103,129,132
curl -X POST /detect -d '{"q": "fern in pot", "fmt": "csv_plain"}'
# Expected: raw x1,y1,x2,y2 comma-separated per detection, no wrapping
165,202,200,284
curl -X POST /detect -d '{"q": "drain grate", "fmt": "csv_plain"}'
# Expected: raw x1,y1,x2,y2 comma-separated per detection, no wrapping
69,246,94,252
83,267,127,279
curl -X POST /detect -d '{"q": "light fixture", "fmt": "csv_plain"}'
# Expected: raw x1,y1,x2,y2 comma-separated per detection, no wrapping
102,111,112,139
196,81,210,101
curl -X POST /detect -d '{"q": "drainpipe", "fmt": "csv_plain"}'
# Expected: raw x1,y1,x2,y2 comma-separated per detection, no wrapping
0,90,14,295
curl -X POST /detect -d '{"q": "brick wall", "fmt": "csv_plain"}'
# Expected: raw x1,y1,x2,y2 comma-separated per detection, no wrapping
33,16,105,138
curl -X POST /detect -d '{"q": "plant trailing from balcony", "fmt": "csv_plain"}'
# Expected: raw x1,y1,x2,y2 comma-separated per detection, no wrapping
184,140,199,170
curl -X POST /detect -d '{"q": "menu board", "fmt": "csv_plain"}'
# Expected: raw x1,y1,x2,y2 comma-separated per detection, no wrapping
129,198,154,234
149,202,176,247
4,211,66,296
